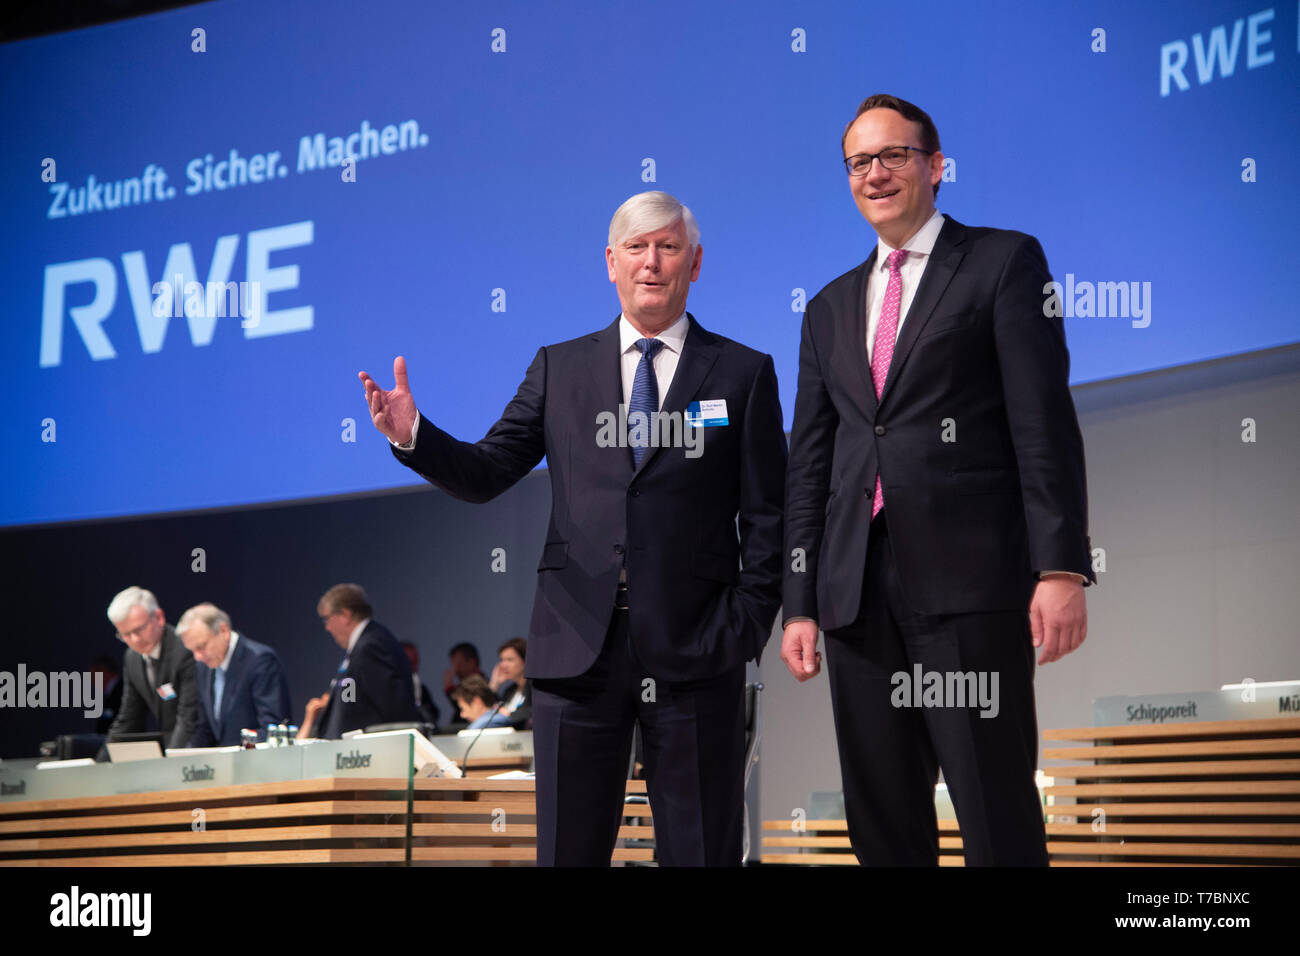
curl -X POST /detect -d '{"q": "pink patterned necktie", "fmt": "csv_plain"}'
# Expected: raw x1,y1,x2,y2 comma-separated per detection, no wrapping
869,248,908,518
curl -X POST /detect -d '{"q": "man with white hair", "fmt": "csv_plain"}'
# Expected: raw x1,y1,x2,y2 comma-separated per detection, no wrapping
359,191,787,865
105,586,199,750
177,602,292,747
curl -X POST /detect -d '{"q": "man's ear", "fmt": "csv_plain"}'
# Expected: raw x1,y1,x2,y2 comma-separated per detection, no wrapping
606,246,617,283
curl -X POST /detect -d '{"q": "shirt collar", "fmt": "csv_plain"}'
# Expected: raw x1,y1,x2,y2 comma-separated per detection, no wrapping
218,631,240,672
876,209,945,270
347,618,370,655
619,312,689,355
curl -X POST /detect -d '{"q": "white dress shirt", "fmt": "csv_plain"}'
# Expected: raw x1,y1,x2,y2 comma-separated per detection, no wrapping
864,209,946,361
618,312,688,409
345,618,369,658
216,631,240,673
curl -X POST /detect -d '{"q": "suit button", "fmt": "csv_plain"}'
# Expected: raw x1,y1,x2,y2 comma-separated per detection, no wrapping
874,425,886,436
614,544,625,555
629,488,641,497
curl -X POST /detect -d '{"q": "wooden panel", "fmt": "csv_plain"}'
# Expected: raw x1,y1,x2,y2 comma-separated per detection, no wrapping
1043,717,1300,741
0,777,411,816
1045,801,1300,816
0,776,656,866
411,846,653,862
0,801,406,834
412,823,654,839
1045,823,1300,837
1048,758,1300,778
0,824,407,853
1047,781,1300,796
1046,841,1300,859
4,848,407,866
1043,737,1300,760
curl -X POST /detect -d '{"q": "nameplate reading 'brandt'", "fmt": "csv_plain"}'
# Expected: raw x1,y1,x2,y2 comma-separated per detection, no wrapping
595,405,704,459
335,750,373,770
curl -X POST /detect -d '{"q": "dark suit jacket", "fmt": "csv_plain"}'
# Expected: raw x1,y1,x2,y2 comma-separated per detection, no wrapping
191,633,292,747
784,215,1093,629
393,314,787,682
316,620,420,738
107,624,199,750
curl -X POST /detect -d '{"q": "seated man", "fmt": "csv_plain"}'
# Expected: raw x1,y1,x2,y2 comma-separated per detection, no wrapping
105,586,199,750
401,640,441,728
452,675,512,730
177,603,292,747
299,583,419,738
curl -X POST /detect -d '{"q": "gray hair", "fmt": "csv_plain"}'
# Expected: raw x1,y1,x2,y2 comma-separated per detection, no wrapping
608,191,700,252
176,602,232,637
106,586,159,625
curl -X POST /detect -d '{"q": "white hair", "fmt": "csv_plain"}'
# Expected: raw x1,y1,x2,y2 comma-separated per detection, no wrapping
608,191,700,252
106,586,159,625
176,602,231,636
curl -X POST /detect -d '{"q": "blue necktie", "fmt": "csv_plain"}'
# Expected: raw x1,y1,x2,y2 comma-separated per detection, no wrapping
213,668,226,718
630,337,664,468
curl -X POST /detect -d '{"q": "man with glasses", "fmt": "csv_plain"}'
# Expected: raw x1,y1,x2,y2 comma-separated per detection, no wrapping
299,583,419,739
781,94,1093,865
105,586,199,750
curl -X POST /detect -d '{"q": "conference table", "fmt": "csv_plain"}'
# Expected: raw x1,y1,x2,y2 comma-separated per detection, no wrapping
0,730,654,866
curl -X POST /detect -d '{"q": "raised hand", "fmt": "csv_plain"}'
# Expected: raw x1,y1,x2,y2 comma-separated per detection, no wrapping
358,356,418,445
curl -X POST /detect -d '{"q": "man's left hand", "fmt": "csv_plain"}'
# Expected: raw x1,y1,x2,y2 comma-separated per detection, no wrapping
1029,574,1087,665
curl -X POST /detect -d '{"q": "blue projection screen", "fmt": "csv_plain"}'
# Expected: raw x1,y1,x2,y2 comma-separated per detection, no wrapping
1,0,1296,527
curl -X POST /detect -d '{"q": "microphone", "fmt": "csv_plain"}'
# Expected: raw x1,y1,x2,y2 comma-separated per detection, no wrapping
459,697,508,775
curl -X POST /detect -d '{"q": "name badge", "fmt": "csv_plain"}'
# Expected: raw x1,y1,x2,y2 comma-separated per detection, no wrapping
685,399,729,427
157,682,177,701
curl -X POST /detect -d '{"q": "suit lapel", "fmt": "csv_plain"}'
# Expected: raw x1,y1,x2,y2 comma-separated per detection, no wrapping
134,653,156,716
588,317,634,477
214,638,249,735
636,314,719,475
878,215,966,407
196,662,212,724
849,250,880,416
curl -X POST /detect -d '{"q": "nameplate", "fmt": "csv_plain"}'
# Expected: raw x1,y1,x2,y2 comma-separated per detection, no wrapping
1092,682,1300,726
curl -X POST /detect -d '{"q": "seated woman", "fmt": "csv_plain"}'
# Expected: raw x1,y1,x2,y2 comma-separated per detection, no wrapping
489,637,532,730
452,675,512,730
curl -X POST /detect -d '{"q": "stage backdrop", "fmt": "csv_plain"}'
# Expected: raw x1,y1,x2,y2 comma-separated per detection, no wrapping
1,0,1296,526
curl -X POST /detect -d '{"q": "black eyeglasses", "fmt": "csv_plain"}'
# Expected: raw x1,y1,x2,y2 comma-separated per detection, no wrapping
843,146,933,177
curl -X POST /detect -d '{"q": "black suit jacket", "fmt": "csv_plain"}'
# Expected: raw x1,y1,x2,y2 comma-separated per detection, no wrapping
784,215,1093,629
191,633,293,747
107,624,200,750
393,314,787,682
316,620,420,738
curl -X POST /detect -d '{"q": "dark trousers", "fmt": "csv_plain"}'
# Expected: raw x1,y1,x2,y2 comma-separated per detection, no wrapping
824,514,1049,866
531,609,746,866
